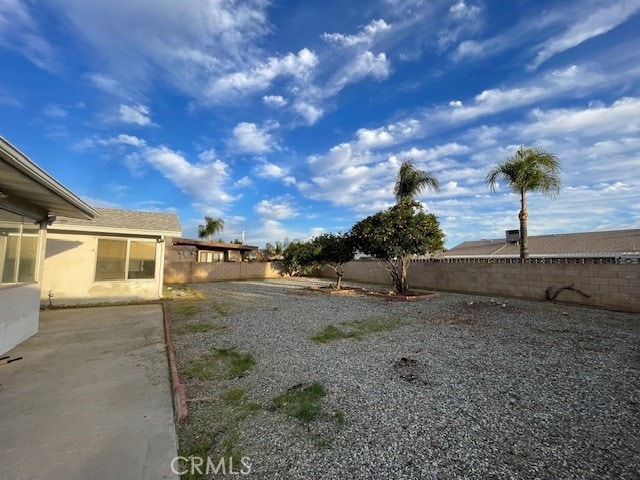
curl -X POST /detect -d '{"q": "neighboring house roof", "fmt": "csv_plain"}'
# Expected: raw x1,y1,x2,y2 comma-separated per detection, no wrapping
0,136,97,220
445,229,640,258
172,237,258,252
51,208,182,237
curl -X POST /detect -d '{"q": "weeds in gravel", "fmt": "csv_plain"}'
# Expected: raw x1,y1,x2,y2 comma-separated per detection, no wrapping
177,439,213,480
208,300,231,316
271,382,326,422
221,388,262,413
177,388,261,479
334,410,346,426
183,347,255,380
311,325,355,343
172,301,201,316
311,316,407,343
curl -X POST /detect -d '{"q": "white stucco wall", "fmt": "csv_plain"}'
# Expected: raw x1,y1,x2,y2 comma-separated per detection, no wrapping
0,283,41,355
42,232,165,306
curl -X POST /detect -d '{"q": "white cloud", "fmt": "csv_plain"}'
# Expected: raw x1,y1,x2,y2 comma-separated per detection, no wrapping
322,19,391,47
85,72,132,98
255,161,290,180
307,119,423,175
99,133,147,147
293,101,324,125
308,143,360,175
522,97,640,137
395,143,471,162
90,136,236,207
48,0,272,95
144,145,234,204
43,104,67,117
205,48,318,103
450,9,562,62
438,0,484,51
330,51,390,93
230,122,275,154
601,181,631,192
449,0,482,21
355,119,422,149
234,176,253,188
254,198,299,220
530,1,640,70
263,95,287,107
356,128,395,149
439,65,604,123
0,0,56,71
118,104,155,126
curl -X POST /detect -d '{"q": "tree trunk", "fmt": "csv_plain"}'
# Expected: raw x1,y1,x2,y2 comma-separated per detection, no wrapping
519,189,528,260
399,255,410,294
387,259,402,293
334,264,343,290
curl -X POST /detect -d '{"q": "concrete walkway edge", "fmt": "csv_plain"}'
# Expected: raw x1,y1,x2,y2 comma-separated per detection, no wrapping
163,303,188,422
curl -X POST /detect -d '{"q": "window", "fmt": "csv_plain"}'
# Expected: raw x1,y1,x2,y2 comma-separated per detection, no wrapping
198,250,224,263
128,241,156,279
95,240,127,281
95,239,157,281
0,209,41,285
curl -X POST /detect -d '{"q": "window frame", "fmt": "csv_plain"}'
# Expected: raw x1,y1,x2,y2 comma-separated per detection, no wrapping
94,237,158,283
0,209,42,287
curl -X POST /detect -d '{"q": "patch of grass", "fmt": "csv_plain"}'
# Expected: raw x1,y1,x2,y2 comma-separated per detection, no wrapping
178,439,212,480
221,388,261,414
310,325,357,343
183,347,255,380
271,382,326,423
334,410,346,427
177,388,261,479
208,300,230,316
310,316,407,343
172,301,201,316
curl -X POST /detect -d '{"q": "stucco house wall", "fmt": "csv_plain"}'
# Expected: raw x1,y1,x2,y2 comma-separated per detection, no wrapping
42,232,166,305
41,208,181,306
1,136,96,354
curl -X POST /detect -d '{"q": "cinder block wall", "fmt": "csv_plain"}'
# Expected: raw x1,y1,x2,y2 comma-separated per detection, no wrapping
321,260,639,312
164,261,282,284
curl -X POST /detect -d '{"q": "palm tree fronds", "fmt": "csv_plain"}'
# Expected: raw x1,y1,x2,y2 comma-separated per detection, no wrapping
394,160,440,203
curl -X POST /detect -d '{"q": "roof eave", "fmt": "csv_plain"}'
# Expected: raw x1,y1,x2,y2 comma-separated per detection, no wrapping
49,223,182,237
0,136,98,220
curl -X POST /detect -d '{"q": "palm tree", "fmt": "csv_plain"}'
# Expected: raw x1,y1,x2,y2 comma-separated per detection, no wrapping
394,160,440,204
197,216,225,242
486,146,561,260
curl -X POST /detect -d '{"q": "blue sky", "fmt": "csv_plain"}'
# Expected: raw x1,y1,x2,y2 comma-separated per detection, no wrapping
1,0,639,248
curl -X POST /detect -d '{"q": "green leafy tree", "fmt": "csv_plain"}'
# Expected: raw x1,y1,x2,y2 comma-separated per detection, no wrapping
311,233,356,289
486,146,561,260
394,160,440,204
197,216,225,242
281,241,320,277
351,201,445,294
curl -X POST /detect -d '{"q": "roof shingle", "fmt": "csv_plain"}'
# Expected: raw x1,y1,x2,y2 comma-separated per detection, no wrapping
446,229,640,257
51,208,181,236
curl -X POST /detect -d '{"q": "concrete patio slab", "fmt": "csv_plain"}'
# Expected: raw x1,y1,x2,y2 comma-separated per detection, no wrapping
0,305,179,480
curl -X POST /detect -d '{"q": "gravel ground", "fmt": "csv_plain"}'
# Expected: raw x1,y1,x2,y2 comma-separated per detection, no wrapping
168,278,640,479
